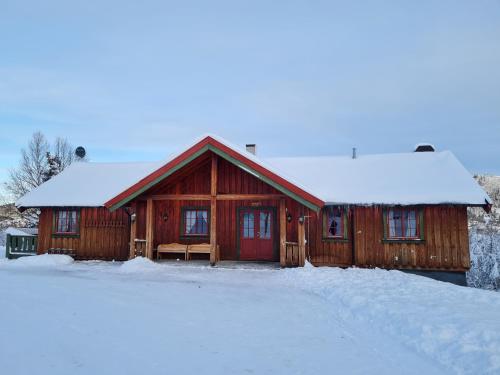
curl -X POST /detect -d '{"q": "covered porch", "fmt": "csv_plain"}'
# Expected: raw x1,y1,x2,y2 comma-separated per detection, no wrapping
103,136,323,267
126,152,308,267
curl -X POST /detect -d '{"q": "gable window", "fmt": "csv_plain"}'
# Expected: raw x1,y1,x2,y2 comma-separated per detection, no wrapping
54,209,79,235
323,206,347,240
182,208,209,237
384,207,422,240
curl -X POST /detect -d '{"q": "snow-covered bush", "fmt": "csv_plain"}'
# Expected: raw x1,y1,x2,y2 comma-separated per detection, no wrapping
467,175,500,290
467,229,500,290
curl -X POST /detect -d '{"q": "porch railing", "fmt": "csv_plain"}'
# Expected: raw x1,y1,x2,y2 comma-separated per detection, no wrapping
5,234,37,259
134,239,147,257
285,241,299,267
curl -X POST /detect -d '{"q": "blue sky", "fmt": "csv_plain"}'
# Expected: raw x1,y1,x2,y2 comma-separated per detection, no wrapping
1,0,499,194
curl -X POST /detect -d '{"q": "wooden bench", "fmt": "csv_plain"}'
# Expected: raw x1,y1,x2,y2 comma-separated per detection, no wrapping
48,248,76,258
187,243,219,261
156,243,187,260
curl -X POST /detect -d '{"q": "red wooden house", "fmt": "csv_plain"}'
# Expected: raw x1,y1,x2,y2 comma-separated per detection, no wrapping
16,135,491,282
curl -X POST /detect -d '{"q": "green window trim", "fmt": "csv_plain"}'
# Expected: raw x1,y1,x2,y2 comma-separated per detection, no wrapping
382,206,425,243
179,206,210,240
322,205,349,242
52,208,81,238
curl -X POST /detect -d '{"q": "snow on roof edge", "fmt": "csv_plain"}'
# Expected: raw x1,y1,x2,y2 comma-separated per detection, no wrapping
15,134,492,209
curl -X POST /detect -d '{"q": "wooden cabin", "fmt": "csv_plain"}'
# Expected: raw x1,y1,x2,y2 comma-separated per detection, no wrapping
17,135,491,281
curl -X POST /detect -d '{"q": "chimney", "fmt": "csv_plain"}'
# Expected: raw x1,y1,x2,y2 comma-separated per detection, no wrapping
352,147,357,159
414,143,435,152
246,144,256,155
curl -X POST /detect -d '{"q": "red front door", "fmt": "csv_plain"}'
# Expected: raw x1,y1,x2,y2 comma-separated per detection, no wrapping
239,208,275,261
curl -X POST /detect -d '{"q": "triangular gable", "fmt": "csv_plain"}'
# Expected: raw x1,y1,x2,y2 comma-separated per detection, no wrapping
104,135,324,211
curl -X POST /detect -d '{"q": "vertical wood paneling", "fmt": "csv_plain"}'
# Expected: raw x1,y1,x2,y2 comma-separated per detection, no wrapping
353,205,470,271
37,207,130,260
35,150,472,271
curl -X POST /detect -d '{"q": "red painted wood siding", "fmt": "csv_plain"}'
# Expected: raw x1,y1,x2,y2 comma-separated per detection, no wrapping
37,207,130,260
353,206,470,271
35,152,471,271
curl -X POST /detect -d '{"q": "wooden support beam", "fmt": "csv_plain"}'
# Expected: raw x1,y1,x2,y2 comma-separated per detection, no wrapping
298,216,306,267
150,194,211,201
210,154,217,266
147,193,285,201
129,202,137,259
211,155,217,197
145,198,154,260
216,194,285,201
279,198,286,267
210,197,216,265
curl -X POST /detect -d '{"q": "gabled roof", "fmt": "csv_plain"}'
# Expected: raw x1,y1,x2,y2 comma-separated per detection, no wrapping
15,134,491,210
104,135,324,211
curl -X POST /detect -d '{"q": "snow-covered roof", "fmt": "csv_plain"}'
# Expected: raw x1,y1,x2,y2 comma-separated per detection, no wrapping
16,161,161,208
4,227,37,236
265,151,491,206
16,134,491,208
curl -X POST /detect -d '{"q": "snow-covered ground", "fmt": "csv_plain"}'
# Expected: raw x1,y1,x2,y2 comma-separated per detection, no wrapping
1,256,499,374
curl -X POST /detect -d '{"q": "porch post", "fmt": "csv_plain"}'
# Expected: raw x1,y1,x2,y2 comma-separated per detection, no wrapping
210,153,217,265
145,197,154,260
129,202,137,259
279,198,286,267
298,216,306,267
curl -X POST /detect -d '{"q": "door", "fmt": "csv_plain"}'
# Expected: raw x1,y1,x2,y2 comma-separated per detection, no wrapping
239,208,275,261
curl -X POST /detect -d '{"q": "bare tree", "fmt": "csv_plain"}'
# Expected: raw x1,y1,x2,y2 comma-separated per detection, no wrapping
5,132,81,199
5,132,49,198
53,137,76,169
1,132,84,227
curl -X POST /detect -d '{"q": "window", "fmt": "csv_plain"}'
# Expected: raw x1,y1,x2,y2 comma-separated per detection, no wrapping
182,208,209,236
323,206,346,239
242,212,254,238
54,209,79,235
385,207,421,240
259,211,271,239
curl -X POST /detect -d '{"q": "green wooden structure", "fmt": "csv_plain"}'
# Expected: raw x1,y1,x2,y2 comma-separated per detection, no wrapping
5,234,37,259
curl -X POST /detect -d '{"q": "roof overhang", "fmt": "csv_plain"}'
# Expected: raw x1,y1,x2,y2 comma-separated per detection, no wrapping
104,136,324,212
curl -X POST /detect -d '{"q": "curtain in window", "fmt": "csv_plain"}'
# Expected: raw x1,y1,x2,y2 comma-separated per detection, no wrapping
404,210,417,237
388,209,402,238
388,208,417,238
326,206,343,238
56,210,77,233
185,210,208,235
259,212,271,239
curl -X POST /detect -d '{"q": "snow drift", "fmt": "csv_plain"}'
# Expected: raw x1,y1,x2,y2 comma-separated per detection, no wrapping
281,265,500,374
7,254,74,267
119,256,163,273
